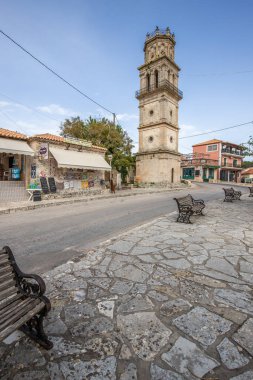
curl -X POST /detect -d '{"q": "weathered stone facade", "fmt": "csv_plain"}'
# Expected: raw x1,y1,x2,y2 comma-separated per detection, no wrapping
136,27,183,184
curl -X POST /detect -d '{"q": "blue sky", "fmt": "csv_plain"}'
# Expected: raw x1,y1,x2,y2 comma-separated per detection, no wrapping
0,0,253,155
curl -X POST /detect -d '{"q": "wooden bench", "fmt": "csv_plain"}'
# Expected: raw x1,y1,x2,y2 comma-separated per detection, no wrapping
0,246,53,350
249,187,253,197
174,194,205,224
223,187,242,202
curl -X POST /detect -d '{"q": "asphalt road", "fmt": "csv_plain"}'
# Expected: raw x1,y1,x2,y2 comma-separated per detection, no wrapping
0,183,248,273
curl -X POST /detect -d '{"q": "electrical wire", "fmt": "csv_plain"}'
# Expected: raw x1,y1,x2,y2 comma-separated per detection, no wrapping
179,121,253,139
183,69,253,77
0,91,63,123
0,109,28,135
0,29,115,116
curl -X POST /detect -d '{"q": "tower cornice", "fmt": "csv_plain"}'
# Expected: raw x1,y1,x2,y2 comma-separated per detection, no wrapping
138,122,179,132
137,55,181,72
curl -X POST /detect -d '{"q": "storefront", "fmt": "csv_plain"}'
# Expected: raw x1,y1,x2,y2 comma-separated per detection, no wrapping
28,134,111,191
0,133,34,184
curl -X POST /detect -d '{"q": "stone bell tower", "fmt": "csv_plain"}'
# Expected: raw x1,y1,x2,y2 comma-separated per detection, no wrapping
135,26,183,183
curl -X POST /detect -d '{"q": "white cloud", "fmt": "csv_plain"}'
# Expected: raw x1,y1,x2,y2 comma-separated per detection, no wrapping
0,101,12,108
117,113,138,121
16,120,60,136
36,104,76,116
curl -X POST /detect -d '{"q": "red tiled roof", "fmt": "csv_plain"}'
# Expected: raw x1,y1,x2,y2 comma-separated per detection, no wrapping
0,127,28,140
192,139,221,147
30,133,65,142
193,139,244,149
30,133,107,151
242,168,253,175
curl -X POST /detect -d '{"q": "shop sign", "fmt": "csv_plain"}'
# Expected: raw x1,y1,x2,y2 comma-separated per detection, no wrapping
38,143,48,159
81,180,89,189
31,164,36,179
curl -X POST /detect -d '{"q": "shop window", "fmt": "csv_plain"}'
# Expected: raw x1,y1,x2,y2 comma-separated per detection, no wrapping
183,168,195,180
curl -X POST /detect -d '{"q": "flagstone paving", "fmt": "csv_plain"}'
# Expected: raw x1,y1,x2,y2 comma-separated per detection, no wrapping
0,196,253,379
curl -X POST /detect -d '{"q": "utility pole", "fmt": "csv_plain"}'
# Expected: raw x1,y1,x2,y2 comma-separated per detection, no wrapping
113,113,116,125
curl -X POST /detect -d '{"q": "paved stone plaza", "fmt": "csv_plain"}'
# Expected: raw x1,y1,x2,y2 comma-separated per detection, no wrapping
0,195,253,379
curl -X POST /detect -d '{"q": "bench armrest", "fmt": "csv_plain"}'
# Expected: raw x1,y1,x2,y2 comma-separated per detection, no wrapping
3,245,46,297
18,273,46,297
193,199,205,204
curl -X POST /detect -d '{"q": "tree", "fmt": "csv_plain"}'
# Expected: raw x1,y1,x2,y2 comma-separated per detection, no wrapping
242,160,253,169
60,116,135,182
242,136,253,157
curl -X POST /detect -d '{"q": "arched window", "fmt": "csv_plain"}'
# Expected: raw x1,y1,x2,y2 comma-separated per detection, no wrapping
171,168,174,183
168,70,171,82
155,70,159,88
146,74,150,91
172,74,175,85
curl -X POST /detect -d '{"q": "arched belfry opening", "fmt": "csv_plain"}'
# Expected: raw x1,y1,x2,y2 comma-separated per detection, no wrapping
146,73,150,91
155,70,159,88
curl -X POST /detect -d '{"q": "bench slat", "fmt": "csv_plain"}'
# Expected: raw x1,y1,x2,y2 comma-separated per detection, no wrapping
0,301,45,342
0,293,23,312
0,277,16,293
0,249,8,256
0,297,37,324
0,271,15,283
0,256,10,265
0,286,18,302
0,264,14,277
0,298,41,332
0,294,26,316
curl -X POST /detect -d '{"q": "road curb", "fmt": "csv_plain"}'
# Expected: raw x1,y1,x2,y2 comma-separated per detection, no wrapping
0,187,187,215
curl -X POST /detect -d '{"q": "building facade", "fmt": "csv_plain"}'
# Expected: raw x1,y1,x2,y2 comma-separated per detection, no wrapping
181,139,244,182
29,133,110,190
0,128,111,201
135,27,183,184
181,153,219,182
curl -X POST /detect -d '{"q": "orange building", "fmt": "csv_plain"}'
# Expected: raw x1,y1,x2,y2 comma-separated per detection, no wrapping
181,139,244,182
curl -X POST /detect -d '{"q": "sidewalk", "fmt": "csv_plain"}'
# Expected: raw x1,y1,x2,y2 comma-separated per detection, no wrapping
0,196,253,379
0,185,188,215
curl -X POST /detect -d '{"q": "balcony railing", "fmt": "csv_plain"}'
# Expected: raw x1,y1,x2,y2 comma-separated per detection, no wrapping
136,79,183,100
221,148,243,156
221,163,242,168
181,158,219,167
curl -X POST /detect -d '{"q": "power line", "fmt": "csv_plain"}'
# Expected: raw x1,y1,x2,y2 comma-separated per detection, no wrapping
0,29,116,117
183,69,253,77
0,91,63,123
0,109,28,135
179,121,253,140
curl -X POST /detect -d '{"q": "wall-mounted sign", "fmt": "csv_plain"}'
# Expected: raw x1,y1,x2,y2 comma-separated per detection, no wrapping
31,164,36,179
38,143,48,159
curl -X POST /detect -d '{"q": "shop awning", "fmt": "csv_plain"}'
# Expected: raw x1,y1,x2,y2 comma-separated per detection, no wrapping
0,138,34,156
49,146,111,171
